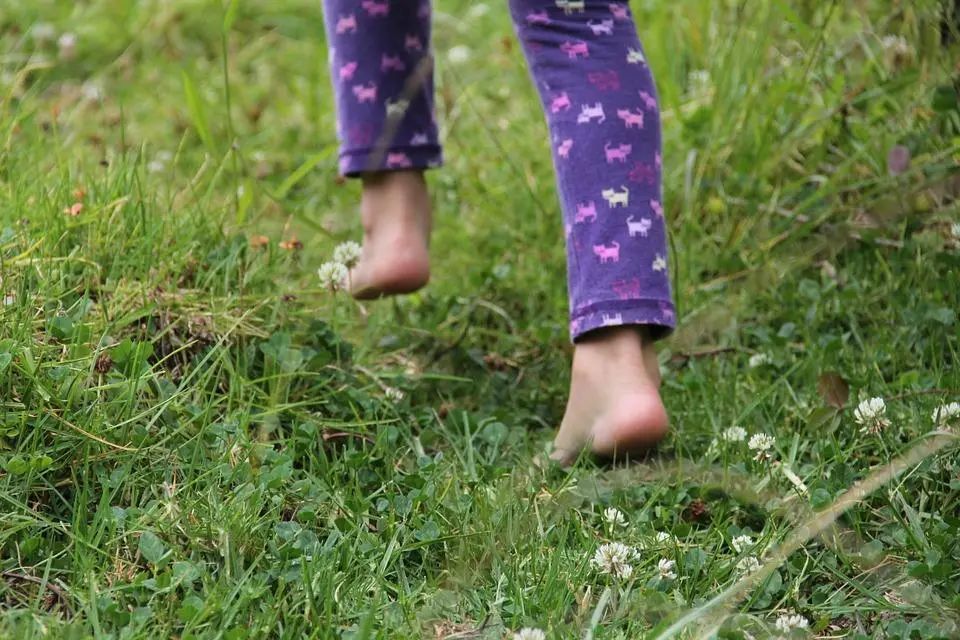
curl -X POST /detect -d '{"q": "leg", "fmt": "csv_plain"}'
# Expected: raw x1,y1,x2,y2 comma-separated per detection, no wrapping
321,0,439,297
509,1,676,461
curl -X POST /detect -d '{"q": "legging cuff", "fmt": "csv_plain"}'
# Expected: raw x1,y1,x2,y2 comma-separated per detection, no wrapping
339,145,443,177
570,298,676,343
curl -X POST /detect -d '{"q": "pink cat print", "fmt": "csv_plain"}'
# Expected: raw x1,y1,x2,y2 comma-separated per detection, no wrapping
560,41,590,59
352,83,378,103
381,54,406,72
617,108,644,129
659,302,675,323
639,91,658,110
557,138,574,158
386,152,412,168
608,3,629,20
550,92,571,113
604,142,631,163
575,201,597,223
593,241,621,263
339,61,358,82
361,0,389,17
336,14,357,34
526,10,550,24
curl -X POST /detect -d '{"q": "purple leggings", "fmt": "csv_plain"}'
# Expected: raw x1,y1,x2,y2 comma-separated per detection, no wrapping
322,0,675,341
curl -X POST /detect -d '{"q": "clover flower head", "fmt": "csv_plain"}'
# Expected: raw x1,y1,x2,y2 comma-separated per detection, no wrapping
317,261,349,291
447,45,472,65
721,426,747,442
748,353,771,368
591,542,636,579
736,555,761,575
731,534,754,553
603,507,627,527
854,397,890,434
932,402,960,428
774,612,809,634
332,241,362,268
748,433,775,461
657,558,677,580
384,386,405,402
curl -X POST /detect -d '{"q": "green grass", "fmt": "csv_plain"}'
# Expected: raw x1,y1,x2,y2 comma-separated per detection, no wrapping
1,0,960,638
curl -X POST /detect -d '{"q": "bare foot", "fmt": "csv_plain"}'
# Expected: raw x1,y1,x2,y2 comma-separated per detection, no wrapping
551,326,668,465
350,170,432,299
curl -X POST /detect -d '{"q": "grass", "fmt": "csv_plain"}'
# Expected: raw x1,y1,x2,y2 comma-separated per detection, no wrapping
1,0,959,638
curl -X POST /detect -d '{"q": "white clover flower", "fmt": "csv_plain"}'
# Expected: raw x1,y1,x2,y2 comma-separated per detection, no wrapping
3,293,15,306
731,534,754,553
721,426,747,442
81,81,103,101
654,531,673,544
736,555,761,575
467,3,490,18
384,386,405,402
30,23,57,44
332,241,362,268
932,402,960,427
687,69,712,95
748,353,771,368
951,222,960,240
774,613,809,633
447,45,472,65
591,542,636,579
317,261,349,291
881,34,914,68
148,150,173,174
657,558,677,580
603,507,627,528
748,433,775,461
854,397,890,434
57,32,77,60
512,628,546,640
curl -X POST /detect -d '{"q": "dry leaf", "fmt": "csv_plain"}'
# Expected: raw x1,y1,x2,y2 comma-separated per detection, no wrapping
817,371,849,409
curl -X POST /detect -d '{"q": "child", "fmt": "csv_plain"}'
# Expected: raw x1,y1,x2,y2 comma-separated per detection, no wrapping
322,0,675,463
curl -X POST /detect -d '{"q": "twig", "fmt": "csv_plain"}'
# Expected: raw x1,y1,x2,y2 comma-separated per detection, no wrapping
1,571,74,616
887,388,959,402
45,410,137,452
669,347,739,364
321,431,375,445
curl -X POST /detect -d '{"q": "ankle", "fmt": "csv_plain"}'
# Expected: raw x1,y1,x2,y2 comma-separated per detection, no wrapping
359,170,431,235
360,169,427,199
575,326,649,360
573,326,660,384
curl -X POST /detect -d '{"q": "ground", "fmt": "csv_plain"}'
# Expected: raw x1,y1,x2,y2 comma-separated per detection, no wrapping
1,1,959,638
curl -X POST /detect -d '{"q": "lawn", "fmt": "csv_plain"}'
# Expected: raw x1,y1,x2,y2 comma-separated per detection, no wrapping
1,1,959,638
